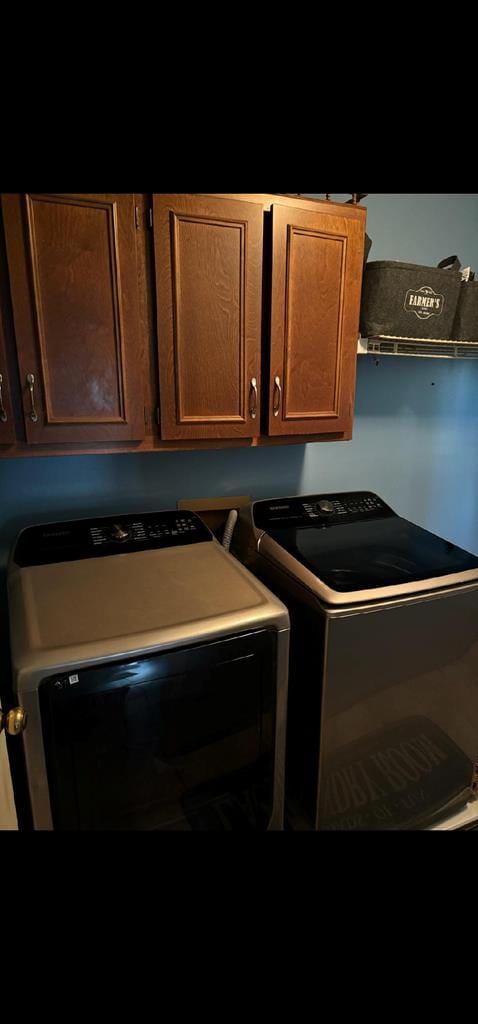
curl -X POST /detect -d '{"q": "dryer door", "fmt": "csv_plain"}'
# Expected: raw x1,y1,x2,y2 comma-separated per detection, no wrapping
38,630,277,830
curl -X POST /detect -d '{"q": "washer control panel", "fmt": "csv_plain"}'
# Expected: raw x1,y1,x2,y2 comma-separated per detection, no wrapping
253,492,393,530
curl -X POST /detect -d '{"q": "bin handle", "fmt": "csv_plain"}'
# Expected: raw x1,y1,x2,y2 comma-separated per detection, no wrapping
437,255,461,272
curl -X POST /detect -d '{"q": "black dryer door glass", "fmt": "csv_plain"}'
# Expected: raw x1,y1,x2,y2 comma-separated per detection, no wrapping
39,630,277,830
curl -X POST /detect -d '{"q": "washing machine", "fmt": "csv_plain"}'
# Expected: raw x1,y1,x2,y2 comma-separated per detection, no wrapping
234,491,478,830
7,510,289,831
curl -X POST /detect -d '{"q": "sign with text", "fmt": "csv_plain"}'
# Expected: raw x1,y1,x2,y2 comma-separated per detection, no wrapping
320,717,473,830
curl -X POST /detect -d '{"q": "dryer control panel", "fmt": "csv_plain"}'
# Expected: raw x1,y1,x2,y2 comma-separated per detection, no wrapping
13,511,212,566
253,492,394,531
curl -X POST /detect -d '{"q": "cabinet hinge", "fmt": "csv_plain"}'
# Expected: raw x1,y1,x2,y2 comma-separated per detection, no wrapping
148,208,153,229
155,407,161,426
135,206,141,230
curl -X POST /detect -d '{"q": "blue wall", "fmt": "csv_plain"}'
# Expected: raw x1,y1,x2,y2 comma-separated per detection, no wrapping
1,193,478,571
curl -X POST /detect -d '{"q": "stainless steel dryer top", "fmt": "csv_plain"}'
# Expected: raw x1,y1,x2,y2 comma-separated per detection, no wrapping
8,509,289,688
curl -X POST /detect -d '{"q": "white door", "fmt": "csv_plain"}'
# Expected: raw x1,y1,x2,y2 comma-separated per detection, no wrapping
0,701,18,830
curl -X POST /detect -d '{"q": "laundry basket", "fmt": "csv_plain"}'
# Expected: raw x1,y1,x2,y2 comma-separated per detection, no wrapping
360,255,462,340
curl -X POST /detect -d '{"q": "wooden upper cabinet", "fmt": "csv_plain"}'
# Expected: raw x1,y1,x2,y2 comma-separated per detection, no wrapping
2,194,145,444
153,194,263,440
268,202,365,437
0,304,15,444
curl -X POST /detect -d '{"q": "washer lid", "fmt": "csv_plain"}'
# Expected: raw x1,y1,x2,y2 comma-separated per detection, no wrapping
252,493,478,603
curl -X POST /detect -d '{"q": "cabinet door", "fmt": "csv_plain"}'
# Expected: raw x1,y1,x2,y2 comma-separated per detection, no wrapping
2,194,145,444
154,194,263,440
0,305,15,444
268,203,365,437
0,705,18,830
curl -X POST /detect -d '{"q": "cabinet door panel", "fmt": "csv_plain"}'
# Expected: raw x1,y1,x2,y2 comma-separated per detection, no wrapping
268,204,365,436
0,306,15,444
154,195,263,440
0,713,17,830
2,194,144,444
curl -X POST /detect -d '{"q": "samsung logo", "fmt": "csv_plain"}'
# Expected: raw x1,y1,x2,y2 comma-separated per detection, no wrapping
43,529,70,538
269,505,290,511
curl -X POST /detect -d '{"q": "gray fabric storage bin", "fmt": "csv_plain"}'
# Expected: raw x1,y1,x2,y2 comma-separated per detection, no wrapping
452,281,478,341
360,257,462,340
364,233,372,264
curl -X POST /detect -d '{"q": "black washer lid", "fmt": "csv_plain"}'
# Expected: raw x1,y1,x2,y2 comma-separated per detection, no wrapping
253,492,478,593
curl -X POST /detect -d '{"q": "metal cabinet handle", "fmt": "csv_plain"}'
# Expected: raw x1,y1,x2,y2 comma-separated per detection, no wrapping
249,378,258,420
26,373,38,423
0,373,7,423
273,376,282,418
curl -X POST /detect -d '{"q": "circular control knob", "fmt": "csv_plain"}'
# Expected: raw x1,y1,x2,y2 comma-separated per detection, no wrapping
110,523,131,542
317,500,335,514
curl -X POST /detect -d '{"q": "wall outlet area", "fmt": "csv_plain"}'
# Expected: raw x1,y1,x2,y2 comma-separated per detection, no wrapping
177,496,251,538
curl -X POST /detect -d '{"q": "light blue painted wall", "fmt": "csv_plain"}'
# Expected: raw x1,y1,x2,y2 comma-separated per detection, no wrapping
1,193,478,574
300,193,478,550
